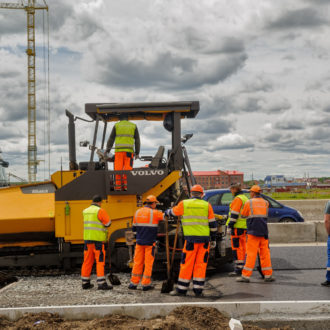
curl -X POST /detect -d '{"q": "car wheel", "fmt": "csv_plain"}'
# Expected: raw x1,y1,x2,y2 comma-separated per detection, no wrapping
279,217,295,223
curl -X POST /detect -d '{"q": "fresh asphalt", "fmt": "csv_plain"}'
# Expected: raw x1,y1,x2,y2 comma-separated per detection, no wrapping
201,244,329,302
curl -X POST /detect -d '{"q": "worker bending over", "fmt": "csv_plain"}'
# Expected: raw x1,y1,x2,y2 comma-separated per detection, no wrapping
165,185,218,297
129,195,164,291
81,195,112,290
236,185,274,283
106,113,140,190
226,183,249,276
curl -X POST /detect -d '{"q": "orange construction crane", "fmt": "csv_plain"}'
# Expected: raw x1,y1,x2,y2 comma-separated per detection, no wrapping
0,1,48,183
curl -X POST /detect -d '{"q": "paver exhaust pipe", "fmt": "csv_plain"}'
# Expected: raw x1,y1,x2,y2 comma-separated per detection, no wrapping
65,110,78,170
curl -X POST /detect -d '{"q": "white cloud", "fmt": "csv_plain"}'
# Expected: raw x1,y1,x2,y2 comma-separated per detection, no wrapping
1,0,330,180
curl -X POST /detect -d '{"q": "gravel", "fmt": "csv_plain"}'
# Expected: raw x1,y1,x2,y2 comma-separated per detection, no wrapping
0,273,216,307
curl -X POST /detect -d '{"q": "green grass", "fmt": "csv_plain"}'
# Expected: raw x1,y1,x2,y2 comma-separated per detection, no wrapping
265,189,330,200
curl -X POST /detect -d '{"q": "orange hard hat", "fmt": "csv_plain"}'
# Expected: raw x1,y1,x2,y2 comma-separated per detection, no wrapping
191,184,204,194
250,185,261,193
144,195,159,204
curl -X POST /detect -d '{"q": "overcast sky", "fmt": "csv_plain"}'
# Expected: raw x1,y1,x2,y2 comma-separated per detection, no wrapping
1,0,330,181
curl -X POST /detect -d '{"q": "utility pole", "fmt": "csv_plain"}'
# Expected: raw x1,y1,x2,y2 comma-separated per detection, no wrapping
0,0,48,183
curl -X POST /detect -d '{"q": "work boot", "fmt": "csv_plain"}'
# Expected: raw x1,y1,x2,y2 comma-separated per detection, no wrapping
128,283,137,290
321,280,330,287
236,276,250,283
194,291,204,297
228,271,241,277
82,282,94,290
97,282,113,290
264,276,275,283
169,290,186,297
142,285,154,292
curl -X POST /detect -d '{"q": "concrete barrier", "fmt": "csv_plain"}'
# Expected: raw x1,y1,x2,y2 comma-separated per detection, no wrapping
315,221,329,242
268,221,328,243
268,222,316,243
0,301,329,321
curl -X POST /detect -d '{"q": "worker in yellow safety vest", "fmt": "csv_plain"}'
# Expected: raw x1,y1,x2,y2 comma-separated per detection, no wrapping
81,195,112,290
165,184,218,297
106,113,140,190
226,182,249,276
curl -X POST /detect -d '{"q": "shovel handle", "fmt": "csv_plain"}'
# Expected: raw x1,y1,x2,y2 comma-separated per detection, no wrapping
165,215,171,278
170,217,180,270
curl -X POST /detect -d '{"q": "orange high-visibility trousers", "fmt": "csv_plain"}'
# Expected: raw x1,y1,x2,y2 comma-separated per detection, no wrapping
130,243,155,287
242,234,272,279
230,228,247,274
114,152,133,190
177,241,210,295
81,242,106,285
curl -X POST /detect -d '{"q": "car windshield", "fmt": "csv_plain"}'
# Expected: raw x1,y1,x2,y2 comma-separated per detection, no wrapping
218,191,282,209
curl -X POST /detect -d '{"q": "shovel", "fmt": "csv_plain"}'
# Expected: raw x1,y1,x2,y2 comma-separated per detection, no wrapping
161,216,180,293
106,243,121,285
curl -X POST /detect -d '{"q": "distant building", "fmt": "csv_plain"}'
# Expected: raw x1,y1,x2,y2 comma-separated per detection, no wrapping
263,174,306,191
193,170,244,190
264,175,287,185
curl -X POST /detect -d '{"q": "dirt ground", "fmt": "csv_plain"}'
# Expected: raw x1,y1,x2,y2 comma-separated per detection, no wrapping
281,199,327,221
0,307,292,330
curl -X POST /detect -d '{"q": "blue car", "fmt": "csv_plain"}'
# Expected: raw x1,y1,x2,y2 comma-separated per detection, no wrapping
203,189,304,223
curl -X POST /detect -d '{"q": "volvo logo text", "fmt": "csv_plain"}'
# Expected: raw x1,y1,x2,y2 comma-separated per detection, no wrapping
131,170,164,176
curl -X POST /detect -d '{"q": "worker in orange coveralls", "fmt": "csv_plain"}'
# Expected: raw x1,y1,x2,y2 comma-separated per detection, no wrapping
129,195,164,291
165,184,218,297
236,185,275,283
106,113,140,190
81,195,112,290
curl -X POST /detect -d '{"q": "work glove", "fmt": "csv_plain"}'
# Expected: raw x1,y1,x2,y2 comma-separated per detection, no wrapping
164,209,172,218
228,221,235,229
210,241,216,249
222,214,228,220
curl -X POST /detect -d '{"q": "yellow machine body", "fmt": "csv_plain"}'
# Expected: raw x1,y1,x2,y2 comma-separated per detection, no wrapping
0,182,55,248
54,170,181,245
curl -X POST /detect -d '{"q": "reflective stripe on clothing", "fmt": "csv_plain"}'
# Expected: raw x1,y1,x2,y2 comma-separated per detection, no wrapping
182,215,208,220
114,121,136,152
134,223,159,227
84,226,107,232
182,222,209,226
83,205,108,242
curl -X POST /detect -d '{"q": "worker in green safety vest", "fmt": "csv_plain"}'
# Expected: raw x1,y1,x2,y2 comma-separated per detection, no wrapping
106,113,140,190
81,195,112,290
165,184,218,297
226,182,249,276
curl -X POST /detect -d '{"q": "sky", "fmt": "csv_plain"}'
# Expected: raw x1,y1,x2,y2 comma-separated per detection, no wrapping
0,0,330,181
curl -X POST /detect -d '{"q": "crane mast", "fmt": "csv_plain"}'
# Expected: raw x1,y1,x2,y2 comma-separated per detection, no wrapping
0,0,48,183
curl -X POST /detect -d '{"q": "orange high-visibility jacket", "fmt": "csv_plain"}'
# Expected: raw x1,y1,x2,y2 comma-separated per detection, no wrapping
241,197,269,237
